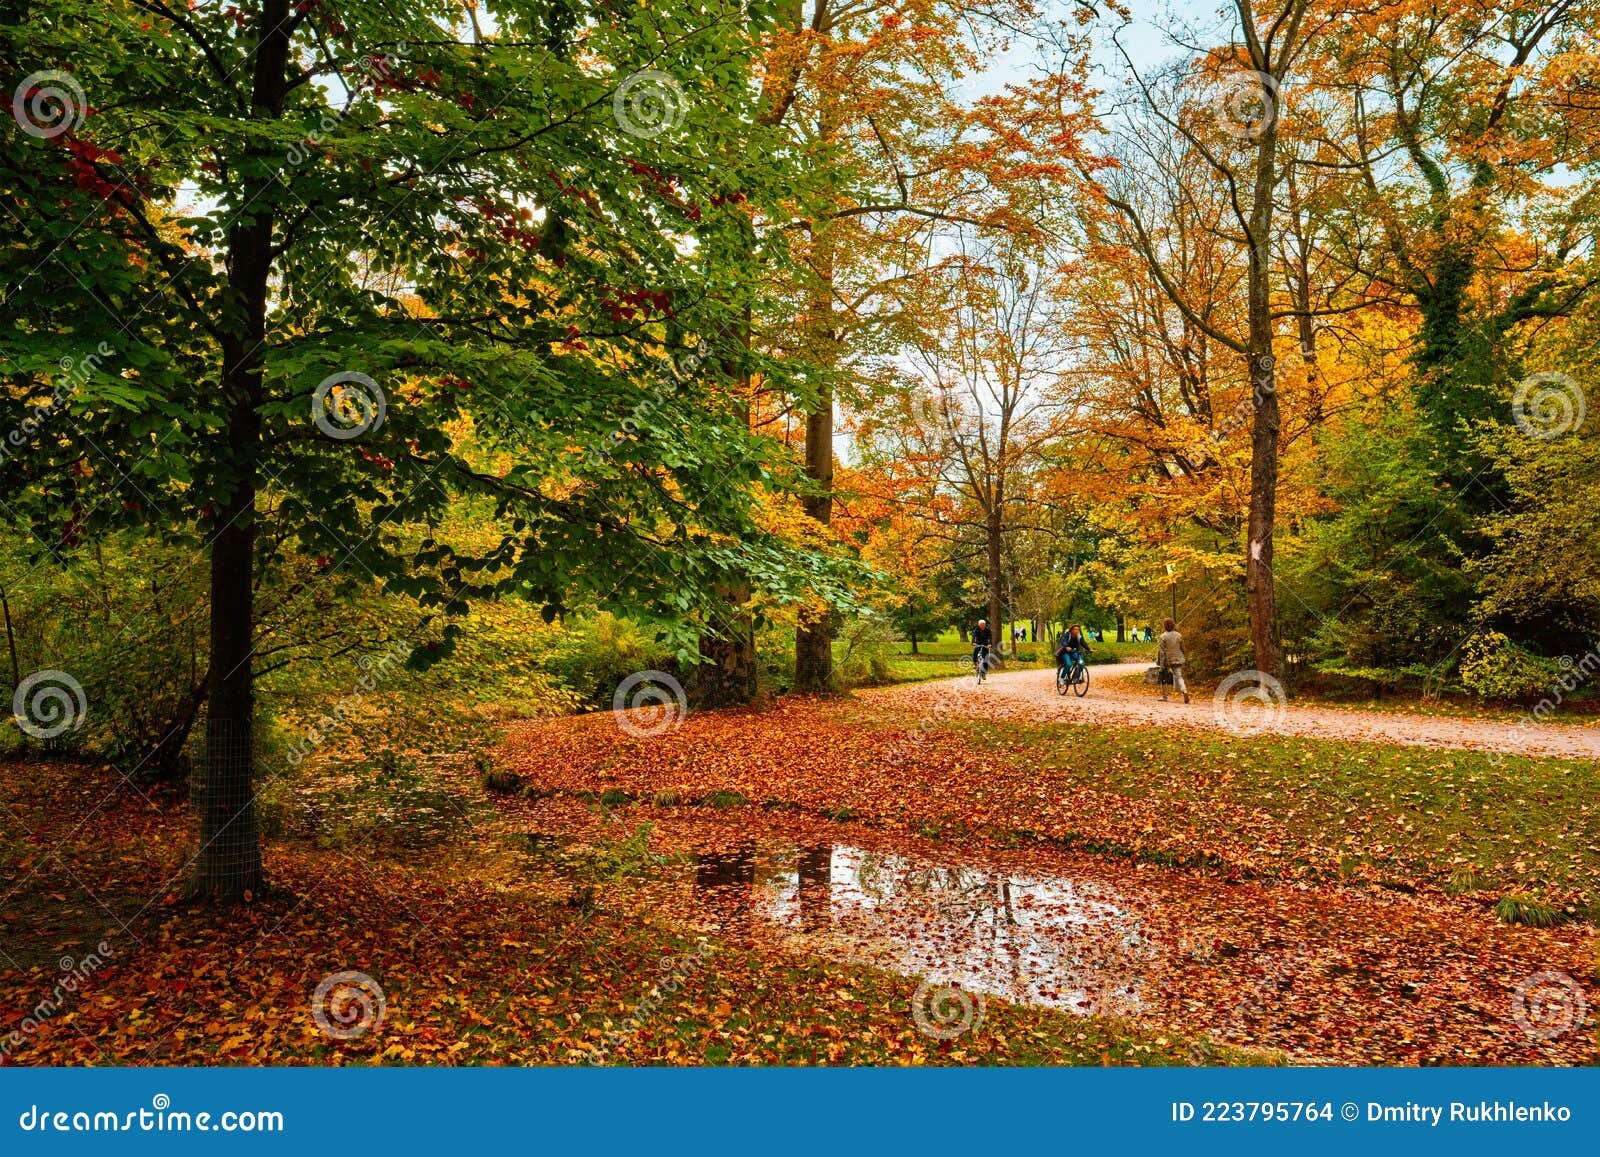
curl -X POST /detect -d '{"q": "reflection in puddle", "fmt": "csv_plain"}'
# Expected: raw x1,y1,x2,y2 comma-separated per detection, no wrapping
695,843,1153,1017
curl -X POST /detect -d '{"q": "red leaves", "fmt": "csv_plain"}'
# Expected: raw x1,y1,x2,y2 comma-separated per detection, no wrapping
599,288,674,324
60,137,135,207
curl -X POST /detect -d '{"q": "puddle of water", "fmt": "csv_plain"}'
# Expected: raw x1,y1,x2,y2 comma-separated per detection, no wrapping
695,843,1153,1017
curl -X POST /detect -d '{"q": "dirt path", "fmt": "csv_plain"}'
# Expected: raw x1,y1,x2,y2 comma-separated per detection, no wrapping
879,661,1600,760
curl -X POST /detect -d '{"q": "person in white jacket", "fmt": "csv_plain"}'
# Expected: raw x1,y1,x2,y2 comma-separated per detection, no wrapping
1155,618,1189,703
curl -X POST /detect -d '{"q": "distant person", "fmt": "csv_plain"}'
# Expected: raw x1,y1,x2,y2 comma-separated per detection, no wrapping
1155,618,1189,703
972,618,993,676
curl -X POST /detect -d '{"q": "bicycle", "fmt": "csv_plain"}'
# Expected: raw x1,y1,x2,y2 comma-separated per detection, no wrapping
1055,652,1089,697
972,646,991,684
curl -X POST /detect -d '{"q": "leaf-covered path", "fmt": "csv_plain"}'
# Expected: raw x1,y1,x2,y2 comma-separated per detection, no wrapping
925,661,1600,761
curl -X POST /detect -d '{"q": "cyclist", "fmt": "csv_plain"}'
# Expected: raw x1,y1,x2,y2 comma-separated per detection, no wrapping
971,618,993,679
1055,624,1091,680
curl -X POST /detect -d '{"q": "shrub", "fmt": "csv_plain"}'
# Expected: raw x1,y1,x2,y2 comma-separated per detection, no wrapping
1459,632,1558,700
1,533,208,781
831,616,901,687
539,612,675,708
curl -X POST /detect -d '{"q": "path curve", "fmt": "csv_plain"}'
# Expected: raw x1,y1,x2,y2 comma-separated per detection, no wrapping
872,661,1600,761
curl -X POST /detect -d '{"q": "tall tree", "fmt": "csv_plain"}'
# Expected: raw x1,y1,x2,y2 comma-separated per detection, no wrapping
1084,0,1330,680
2,0,842,896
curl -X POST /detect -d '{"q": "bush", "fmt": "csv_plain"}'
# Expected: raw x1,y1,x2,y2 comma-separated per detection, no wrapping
831,616,901,687
538,612,675,708
1459,632,1558,700
1,533,207,781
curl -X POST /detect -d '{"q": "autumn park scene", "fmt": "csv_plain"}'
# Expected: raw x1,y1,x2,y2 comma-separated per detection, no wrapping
1,0,1598,1075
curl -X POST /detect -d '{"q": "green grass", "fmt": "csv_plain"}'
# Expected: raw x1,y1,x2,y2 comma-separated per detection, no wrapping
950,716,1599,916
1495,895,1564,927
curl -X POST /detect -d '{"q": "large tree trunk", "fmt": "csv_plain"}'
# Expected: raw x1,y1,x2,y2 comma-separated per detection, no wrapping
1244,110,1283,682
983,501,1004,664
196,476,262,897
694,582,758,707
192,0,290,897
794,212,836,693
793,384,834,690
696,305,759,706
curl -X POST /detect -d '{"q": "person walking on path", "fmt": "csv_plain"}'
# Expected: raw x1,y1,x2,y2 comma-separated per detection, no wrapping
1156,618,1189,703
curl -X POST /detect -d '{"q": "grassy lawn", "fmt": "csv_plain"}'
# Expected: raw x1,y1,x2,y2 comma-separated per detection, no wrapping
488,693,1600,923
948,716,1600,922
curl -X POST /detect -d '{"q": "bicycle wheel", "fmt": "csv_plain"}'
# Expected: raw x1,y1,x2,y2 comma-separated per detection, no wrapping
1055,667,1068,695
1073,663,1089,697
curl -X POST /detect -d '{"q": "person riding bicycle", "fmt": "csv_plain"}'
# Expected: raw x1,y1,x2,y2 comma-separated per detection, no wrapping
971,619,993,675
1055,624,1091,676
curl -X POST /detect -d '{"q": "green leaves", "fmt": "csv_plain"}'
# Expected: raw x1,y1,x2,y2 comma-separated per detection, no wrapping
0,0,849,643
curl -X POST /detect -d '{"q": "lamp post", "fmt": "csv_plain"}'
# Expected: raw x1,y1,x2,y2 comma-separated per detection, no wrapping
1164,562,1177,624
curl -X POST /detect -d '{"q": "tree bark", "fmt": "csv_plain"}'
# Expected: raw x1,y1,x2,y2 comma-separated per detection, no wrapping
794,214,837,692
694,582,758,707
192,0,291,897
1244,94,1283,681
983,501,1004,665
695,306,759,706
792,382,834,690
